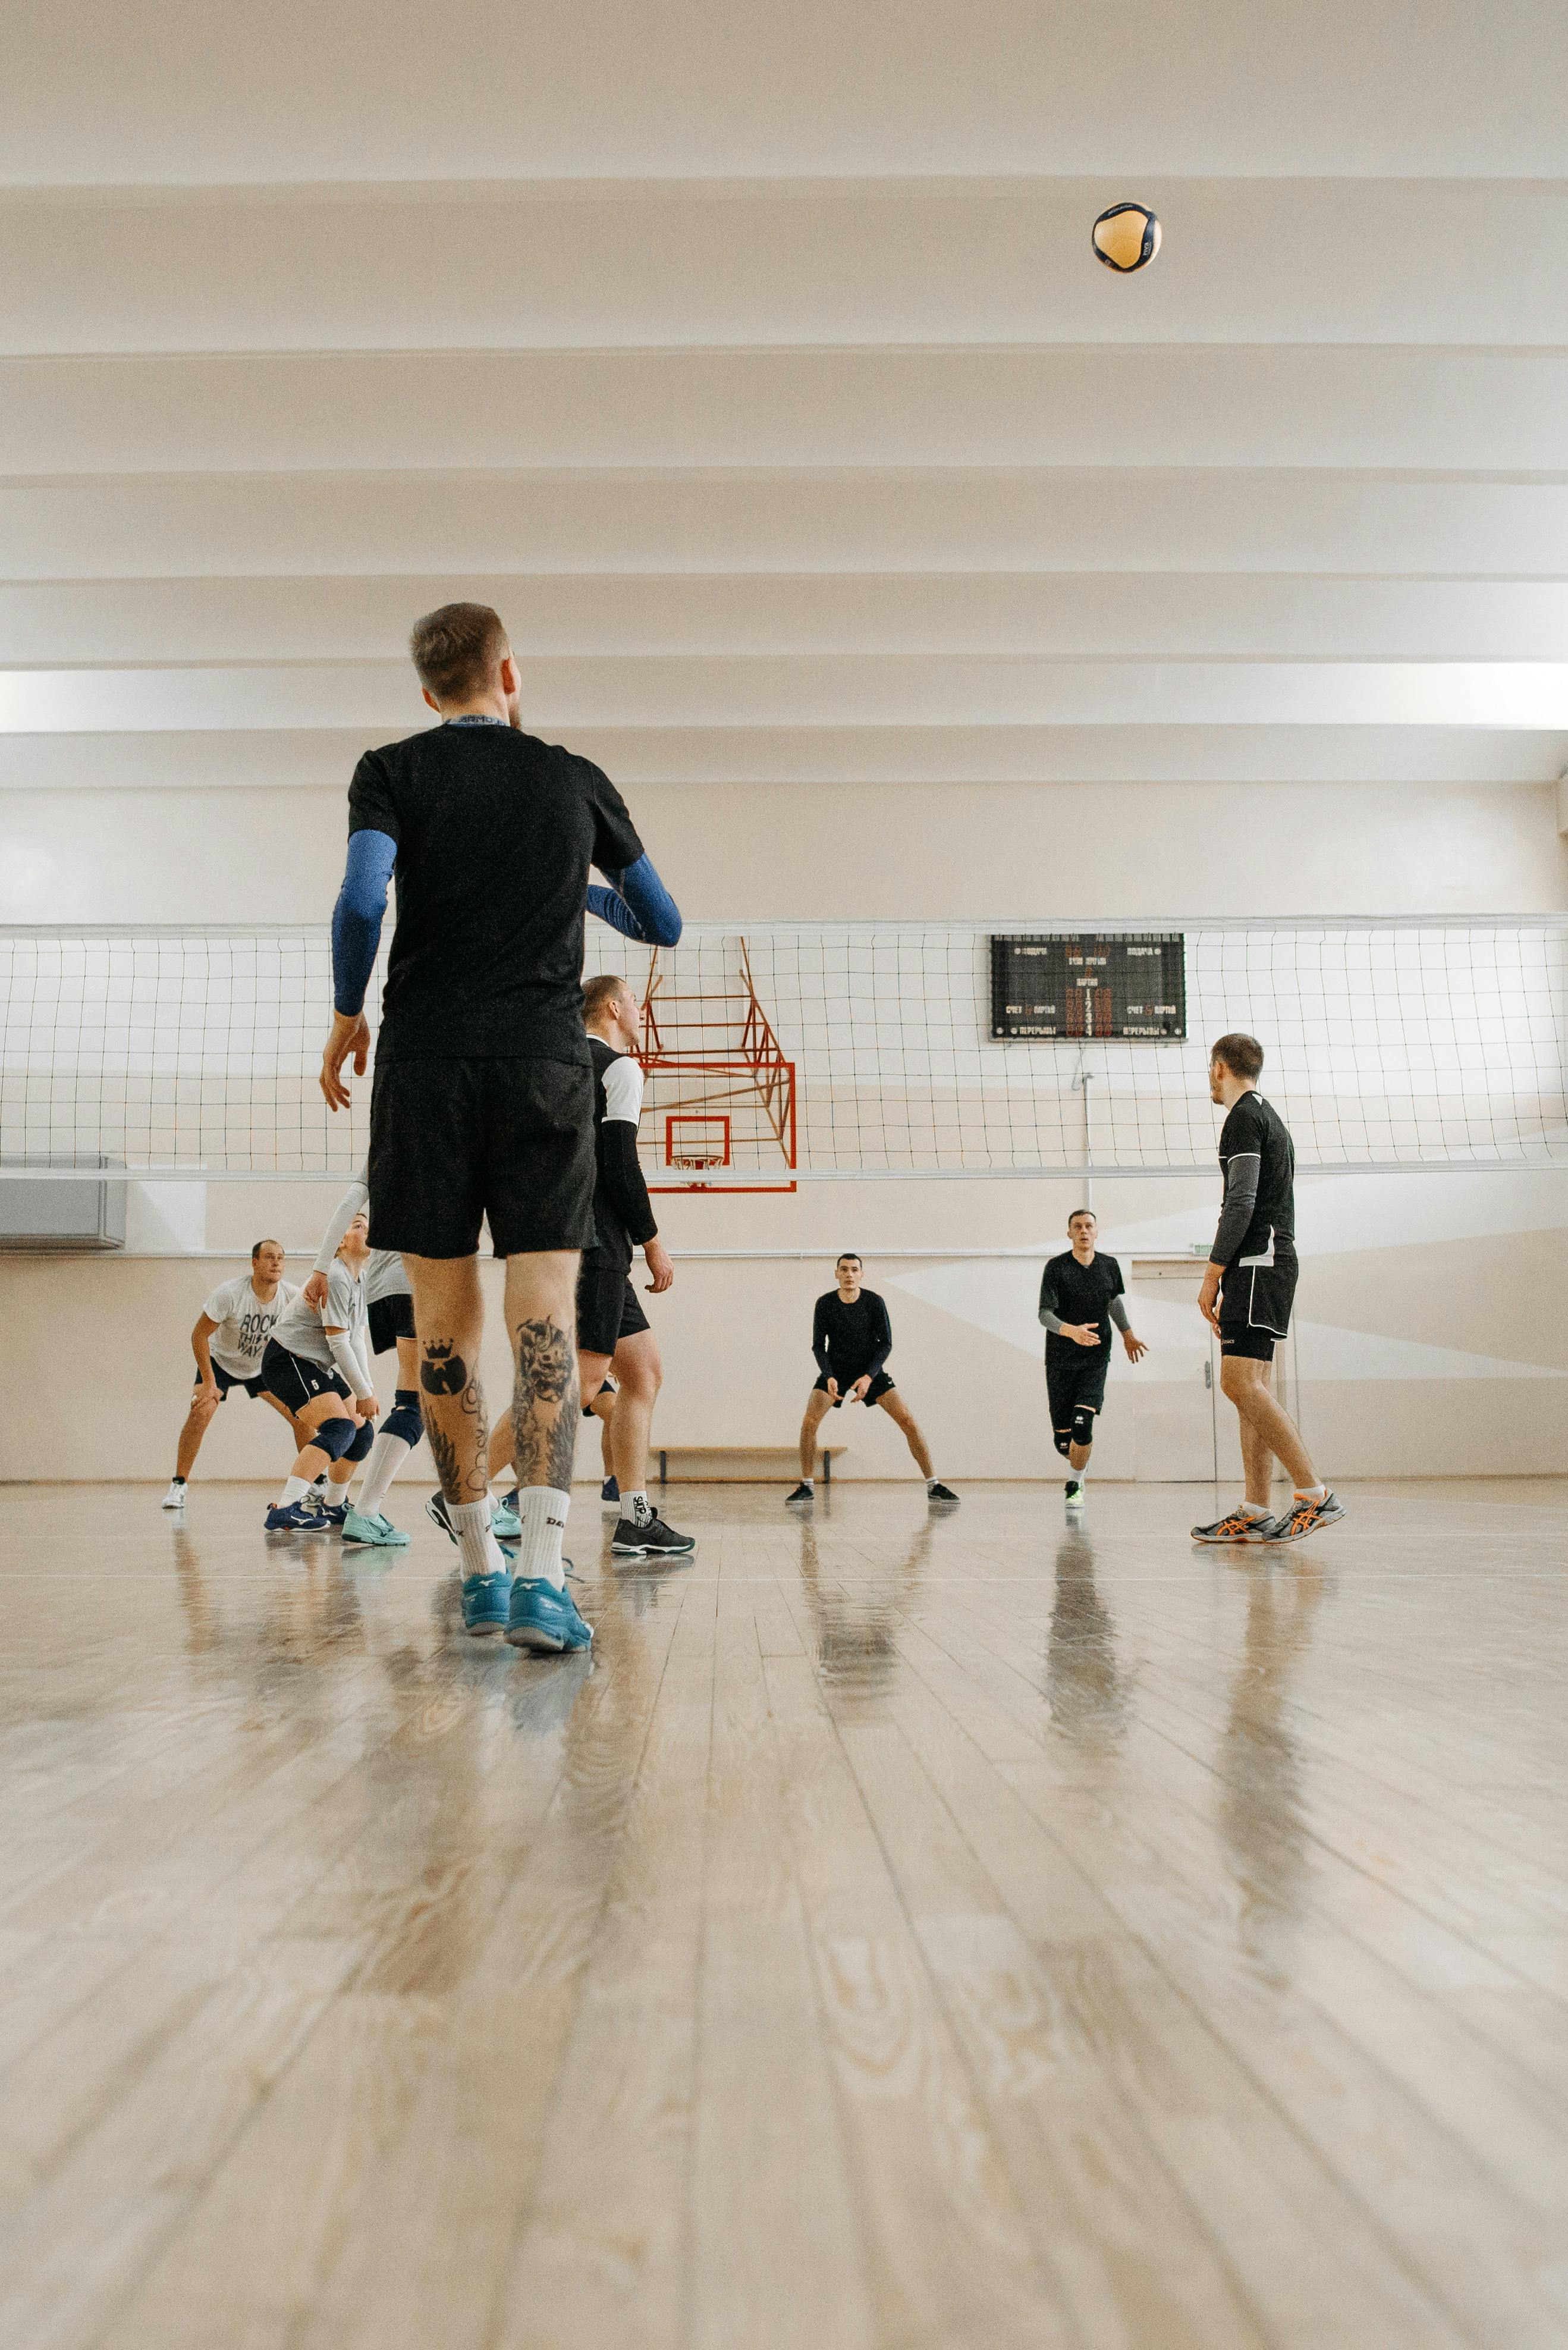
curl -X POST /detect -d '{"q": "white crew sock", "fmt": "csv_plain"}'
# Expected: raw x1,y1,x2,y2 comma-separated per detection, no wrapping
623,1488,653,1526
280,1474,312,1507
450,1498,510,1583
514,1486,571,1590
799,1474,814,1489
1294,1483,1327,1502
1067,1463,1088,1486
355,1431,411,1520
1240,1500,1271,1520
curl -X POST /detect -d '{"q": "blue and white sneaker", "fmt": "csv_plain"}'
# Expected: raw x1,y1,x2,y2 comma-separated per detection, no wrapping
600,1476,620,1506
461,1570,513,1637
505,1576,594,1654
319,1501,348,1530
264,1500,332,1532
490,1496,521,1540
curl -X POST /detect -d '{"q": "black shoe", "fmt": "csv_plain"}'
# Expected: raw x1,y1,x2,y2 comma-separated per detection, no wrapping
1064,1480,1086,1508
785,1481,814,1505
424,1491,457,1546
926,1481,960,1505
611,1511,697,1557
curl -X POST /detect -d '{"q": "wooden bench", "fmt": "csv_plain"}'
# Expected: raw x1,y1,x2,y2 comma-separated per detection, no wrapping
653,1445,845,1486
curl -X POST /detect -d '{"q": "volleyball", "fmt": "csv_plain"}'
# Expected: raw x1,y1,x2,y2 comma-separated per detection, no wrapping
1092,202,1161,273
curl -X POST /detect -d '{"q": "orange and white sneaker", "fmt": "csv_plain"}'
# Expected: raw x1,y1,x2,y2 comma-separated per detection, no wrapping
1261,1490,1346,1545
1191,1507,1276,1544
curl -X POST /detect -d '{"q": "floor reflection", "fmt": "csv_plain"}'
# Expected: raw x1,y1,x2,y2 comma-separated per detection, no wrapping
1044,1522,1130,1761
1217,1558,1328,1984
795,1504,935,1711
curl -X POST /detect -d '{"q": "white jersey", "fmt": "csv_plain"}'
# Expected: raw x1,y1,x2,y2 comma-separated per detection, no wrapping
270,1260,370,1381
364,1245,411,1306
202,1273,299,1379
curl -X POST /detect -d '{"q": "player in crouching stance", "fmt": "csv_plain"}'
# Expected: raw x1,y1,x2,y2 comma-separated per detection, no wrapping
1039,1209,1146,1509
259,1212,378,1530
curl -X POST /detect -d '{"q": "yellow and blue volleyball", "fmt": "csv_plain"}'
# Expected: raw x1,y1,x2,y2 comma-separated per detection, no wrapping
1092,203,1161,274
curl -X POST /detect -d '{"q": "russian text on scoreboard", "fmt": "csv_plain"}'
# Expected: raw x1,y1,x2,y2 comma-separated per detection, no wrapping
989,933,1187,1040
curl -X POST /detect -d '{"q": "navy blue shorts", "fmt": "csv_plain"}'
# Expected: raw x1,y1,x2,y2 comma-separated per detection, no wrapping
260,1340,354,1416
197,1360,266,1400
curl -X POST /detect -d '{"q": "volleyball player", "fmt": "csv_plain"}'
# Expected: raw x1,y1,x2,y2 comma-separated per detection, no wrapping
319,601,677,1645
1192,1032,1344,1545
787,1256,957,1505
1039,1207,1147,1509
576,971,693,1557
303,1167,425,1548
260,1212,378,1531
161,1239,301,1508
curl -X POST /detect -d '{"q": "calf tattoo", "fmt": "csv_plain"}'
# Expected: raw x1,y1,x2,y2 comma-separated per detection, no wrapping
513,1315,578,1491
419,1339,491,1501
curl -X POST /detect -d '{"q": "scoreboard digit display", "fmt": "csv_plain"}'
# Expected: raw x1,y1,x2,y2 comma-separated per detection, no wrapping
989,933,1186,1040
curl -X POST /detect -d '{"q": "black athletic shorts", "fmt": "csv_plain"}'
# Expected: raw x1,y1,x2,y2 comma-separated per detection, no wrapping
582,1376,617,1419
367,1291,416,1355
260,1339,353,1415
367,1054,596,1261
1218,1259,1298,1363
197,1360,267,1400
577,1257,650,1357
1046,1345,1111,1428
813,1367,895,1407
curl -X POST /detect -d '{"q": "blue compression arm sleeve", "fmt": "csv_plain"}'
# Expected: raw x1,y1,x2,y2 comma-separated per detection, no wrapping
587,853,683,947
331,830,397,1015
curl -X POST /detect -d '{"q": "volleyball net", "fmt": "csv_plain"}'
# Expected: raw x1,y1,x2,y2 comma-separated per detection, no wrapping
1,918,1565,1183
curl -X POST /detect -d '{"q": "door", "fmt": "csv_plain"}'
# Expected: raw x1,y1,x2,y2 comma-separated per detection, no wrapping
1126,1264,1218,1482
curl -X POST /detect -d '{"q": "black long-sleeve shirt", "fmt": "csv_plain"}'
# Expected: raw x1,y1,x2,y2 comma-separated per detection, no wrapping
1211,1091,1296,1269
812,1289,893,1380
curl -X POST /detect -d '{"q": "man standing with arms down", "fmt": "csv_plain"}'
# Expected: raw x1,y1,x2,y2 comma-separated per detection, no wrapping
319,602,680,1646
1193,1032,1343,1546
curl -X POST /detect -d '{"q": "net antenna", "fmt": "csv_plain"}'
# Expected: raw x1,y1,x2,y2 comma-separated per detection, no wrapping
636,938,797,1192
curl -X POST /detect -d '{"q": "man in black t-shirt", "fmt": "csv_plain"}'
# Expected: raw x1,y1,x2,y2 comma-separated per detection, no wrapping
1193,1031,1343,1548
319,601,669,1651
1038,1209,1147,1509
786,1254,957,1505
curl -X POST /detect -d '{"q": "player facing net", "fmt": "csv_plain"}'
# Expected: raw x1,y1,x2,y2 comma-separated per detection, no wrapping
1,917,1564,1182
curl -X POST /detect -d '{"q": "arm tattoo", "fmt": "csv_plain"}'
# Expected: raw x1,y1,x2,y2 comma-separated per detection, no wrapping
511,1314,579,1491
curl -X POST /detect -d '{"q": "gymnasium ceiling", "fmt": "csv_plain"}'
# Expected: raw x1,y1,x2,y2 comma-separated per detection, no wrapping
3,0,1568,799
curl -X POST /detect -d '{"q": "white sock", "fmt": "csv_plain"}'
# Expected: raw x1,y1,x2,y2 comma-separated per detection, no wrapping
623,1488,652,1526
1294,1483,1327,1502
355,1431,411,1520
799,1474,814,1489
1240,1500,1271,1520
281,1474,312,1507
1067,1465,1087,1486
514,1486,571,1590
450,1498,509,1583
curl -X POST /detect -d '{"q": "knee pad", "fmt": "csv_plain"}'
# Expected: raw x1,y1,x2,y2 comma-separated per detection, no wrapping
385,1389,423,1449
311,1413,360,1462
345,1417,373,1464
1071,1407,1096,1451
1052,1426,1074,1460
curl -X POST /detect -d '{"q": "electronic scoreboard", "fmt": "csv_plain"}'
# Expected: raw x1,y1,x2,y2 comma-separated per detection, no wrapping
989,933,1186,1040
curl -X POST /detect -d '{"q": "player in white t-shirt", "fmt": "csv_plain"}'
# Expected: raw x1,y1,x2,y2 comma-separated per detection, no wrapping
259,1212,379,1532
302,1165,425,1547
161,1239,301,1508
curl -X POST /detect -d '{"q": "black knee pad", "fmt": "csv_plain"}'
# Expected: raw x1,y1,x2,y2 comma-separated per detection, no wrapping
344,1417,374,1464
1052,1426,1074,1460
385,1389,423,1448
311,1413,360,1462
1071,1407,1096,1451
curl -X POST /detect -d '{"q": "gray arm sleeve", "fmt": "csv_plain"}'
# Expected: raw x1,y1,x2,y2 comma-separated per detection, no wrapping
1038,1263,1064,1333
1211,1154,1261,1267
327,1329,375,1401
314,1162,370,1277
1108,1296,1131,1334
1039,1307,1067,1334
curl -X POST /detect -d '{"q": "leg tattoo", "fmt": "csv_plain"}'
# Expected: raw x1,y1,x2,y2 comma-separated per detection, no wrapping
512,1316,579,1490
420,1342,491,1502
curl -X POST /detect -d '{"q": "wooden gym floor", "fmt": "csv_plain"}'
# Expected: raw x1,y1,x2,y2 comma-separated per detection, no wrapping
1,1478,1566,2350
